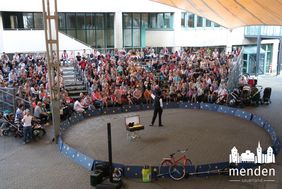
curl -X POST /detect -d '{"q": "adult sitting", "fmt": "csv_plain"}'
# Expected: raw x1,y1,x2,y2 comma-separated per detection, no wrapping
73,99,86,113
34,101,49,124
91,89,103,108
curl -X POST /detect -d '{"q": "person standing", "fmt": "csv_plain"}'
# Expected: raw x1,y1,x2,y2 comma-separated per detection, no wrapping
150,86,164,127
22,109,33,144
14,104,24,125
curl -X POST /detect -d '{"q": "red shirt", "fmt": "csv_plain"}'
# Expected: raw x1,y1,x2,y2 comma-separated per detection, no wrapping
79,60,87,69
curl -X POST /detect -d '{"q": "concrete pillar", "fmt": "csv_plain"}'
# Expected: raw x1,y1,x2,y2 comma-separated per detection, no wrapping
270,39,279,75
172,10,181,53
0,12,4,52
114,11,123,49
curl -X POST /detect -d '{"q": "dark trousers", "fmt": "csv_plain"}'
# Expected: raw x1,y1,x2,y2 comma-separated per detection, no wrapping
23,126,32,142
151,108,163,125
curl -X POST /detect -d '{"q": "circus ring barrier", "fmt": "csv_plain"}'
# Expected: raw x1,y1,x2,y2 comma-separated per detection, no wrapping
57,102,281,179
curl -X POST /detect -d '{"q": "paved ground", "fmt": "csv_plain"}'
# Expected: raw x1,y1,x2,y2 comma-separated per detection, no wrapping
64,109,271,165
0,75,281,189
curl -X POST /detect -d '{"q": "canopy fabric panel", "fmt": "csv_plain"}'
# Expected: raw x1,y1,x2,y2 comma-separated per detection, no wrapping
151,0,282,29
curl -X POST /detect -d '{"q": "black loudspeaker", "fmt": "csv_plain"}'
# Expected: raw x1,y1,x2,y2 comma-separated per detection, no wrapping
90,170,104,187
96,179,123,189
95,162,110,178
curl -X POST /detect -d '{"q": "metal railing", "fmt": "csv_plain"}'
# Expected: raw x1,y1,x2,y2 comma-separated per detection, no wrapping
226,48,244,92
0,87,32,114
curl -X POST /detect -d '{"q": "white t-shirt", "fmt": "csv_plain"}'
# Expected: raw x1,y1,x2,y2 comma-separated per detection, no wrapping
74,100,84,111
22,115,32,127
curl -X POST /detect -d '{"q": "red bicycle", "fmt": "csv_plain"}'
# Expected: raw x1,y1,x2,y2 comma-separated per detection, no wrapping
158,148,192,180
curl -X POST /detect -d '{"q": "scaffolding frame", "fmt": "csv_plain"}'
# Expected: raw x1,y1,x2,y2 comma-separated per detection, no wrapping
42,0,61,143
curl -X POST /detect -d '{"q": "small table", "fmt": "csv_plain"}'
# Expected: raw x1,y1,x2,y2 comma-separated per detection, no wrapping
125,115,144,140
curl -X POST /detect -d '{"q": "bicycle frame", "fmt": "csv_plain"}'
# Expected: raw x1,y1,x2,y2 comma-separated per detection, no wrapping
170,154,188,166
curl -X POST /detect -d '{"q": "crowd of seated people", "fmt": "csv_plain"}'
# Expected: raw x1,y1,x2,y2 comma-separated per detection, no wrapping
77,47,237,108
0,47,239,117
0,52,53,122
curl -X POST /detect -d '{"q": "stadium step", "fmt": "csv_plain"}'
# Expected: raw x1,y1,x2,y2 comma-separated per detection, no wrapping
67,90,87,94
64,80,84,86
62,65,87,100
64,85,86,91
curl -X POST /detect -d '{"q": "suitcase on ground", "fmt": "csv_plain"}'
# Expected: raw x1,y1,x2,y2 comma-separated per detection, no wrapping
263,87,271,104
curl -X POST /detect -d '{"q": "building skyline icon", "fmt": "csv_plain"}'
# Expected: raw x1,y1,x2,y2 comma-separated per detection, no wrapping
229,142,275,164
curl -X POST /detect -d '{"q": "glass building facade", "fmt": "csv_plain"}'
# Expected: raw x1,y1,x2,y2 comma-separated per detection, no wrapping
240,44,273,75
122,12,173,48
181,12,220,28
58,12,114,48
2,12,44,30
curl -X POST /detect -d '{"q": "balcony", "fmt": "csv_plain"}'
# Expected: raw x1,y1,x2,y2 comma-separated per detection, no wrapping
244,26,282,38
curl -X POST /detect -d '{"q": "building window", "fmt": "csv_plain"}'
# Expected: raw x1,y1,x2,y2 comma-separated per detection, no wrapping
23,13,34,29
197,16,203,27
214,22,220,27
141,14,148,28
149,13,157,28
66,13,76,29
106,13,114,29
33,13,43,29
96,13,104,29
123,13,132,28
188,13,195,28
76,13,85,29
181,12,223,28
86,30,95,46
123,28,132,47
164,13,172,28
122,12,173,48
132,13,140,28
58,13,66,30
206,19,212,27
59,12,114,48
85,13,94,30
181,12,195,28
148,13,173,29
2,12,44,30
181,12,187,28
9,15,19,29
157,13,164,28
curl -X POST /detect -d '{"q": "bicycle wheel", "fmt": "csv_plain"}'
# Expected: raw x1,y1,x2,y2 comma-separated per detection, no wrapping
158,159,173,178
33,128,46,139
185,159,193,177
169,162,185,181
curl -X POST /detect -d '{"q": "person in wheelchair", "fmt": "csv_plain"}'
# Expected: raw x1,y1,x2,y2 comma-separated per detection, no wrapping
34,101,49,124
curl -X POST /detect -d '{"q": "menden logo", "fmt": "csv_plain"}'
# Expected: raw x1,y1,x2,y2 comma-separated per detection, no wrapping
229,141,275,164
228,142,276,182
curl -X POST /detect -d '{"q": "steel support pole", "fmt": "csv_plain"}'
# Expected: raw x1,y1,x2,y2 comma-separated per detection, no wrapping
256,35,261,76
42,0,61,143
277,37,282,75
107,123,113,183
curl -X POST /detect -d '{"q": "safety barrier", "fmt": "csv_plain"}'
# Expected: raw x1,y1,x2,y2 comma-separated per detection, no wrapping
58,102,281,179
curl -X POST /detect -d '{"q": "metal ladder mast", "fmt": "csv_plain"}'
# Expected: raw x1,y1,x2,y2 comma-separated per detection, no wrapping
42,0,60,143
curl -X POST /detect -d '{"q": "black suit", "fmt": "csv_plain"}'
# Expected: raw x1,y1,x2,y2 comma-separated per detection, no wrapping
151,95,163,126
